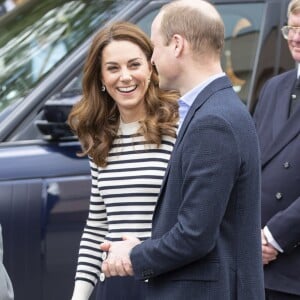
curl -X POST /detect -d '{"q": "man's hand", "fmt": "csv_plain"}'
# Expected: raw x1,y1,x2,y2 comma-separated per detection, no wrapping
261,229,278,265
100,235,141,277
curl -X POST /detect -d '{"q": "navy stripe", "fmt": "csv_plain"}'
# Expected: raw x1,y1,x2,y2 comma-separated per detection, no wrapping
109,148,171,156
82,237,103,244
78,253,100,260
107,211,153,216
115,133,142,139
77,262,101,272
105,202,156,207
98,175,163,181
106,157,168,165
102,193,158,199
80,245,102,252
75,277,96,286
99,184,160,190
109,228,151,233
108,220,152,224
99,166,166,173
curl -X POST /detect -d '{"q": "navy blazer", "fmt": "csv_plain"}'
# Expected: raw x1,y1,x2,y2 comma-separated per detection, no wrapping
131,76,264,300
254,69,300,296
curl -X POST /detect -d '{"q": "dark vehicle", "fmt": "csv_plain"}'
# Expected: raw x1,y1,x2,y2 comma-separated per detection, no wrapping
0,0,294,299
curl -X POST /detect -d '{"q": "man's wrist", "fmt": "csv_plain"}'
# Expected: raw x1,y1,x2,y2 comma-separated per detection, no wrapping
263,226,283,253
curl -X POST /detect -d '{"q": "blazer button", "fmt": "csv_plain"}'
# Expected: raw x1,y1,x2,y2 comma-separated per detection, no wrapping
275,192,283,200
102,252,107,260
283,161,290,169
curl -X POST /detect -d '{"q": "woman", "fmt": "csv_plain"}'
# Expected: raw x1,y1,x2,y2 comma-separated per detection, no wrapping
68,21,178,300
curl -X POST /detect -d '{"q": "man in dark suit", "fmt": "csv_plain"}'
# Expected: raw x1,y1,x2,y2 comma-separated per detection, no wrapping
101,1,264,299
253,0,300,299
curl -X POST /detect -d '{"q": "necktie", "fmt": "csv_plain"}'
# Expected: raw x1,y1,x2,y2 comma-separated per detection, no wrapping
289,77,300,116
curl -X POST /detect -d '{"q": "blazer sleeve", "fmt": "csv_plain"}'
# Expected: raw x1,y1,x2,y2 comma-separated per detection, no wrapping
267,195,300,252
131,115,241,279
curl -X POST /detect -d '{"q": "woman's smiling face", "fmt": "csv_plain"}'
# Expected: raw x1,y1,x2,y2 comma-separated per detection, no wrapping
101,40,152,122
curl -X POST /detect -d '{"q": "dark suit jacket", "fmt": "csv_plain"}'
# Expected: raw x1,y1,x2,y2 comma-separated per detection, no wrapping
131,76,264,300
253,69,300,296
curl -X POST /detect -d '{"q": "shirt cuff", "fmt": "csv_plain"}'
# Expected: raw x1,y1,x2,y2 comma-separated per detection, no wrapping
263,226,284,253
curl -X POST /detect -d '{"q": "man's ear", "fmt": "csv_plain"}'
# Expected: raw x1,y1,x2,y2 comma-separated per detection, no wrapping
173,34,184,57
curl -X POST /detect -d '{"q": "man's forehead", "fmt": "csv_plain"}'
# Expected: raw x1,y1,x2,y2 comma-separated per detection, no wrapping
152,11,163,28
150,14,162,39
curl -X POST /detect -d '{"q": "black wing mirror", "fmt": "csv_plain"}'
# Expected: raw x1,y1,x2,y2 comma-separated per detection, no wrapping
35,95,80,140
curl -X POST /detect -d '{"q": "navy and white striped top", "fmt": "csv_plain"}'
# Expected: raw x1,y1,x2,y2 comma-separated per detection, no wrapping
72,120,175,299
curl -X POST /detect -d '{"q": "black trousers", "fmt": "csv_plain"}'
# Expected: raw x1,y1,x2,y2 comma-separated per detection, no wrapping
265,289,300,300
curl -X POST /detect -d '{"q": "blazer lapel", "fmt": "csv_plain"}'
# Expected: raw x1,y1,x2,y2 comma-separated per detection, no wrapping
176,76,232,145
271,74,293,139
157,76,232,200
262,107,300,167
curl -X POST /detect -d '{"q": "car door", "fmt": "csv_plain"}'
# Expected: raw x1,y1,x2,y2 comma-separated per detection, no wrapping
0,141,90,300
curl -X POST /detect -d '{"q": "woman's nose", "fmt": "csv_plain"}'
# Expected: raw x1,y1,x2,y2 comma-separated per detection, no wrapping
120,70,132,81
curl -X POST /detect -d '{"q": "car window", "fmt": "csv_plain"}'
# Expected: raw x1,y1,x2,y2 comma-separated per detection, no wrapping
219,3,264,103
0,0,131,116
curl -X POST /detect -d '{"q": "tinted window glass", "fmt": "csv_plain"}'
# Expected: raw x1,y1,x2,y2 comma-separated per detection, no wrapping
0,0,130,114
218,3,264,103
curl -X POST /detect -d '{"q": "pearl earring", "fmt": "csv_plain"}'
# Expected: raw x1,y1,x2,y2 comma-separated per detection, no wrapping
101,85,106,92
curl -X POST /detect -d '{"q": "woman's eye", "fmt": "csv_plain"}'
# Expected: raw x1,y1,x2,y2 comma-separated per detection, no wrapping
130,62,141,68
107,66,118,71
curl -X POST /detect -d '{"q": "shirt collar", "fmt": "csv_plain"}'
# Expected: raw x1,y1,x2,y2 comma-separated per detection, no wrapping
180,72,226,107
177,72,226,133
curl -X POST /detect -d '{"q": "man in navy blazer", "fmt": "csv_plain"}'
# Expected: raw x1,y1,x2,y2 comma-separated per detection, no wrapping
101,1,264,299
253,0,300,299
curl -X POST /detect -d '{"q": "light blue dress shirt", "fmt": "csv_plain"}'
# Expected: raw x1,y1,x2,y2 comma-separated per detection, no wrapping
177,72,226,133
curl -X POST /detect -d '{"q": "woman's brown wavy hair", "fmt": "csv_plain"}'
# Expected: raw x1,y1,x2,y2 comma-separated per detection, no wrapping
68,21,179,167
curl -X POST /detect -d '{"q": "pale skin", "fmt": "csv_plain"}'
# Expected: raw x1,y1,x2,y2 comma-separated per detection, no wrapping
287,11,300,63
101,236,140,277
101,40,152,123
261,229,278,265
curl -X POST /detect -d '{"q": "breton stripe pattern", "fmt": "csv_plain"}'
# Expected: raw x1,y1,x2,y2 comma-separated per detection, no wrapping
74,121,175,289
